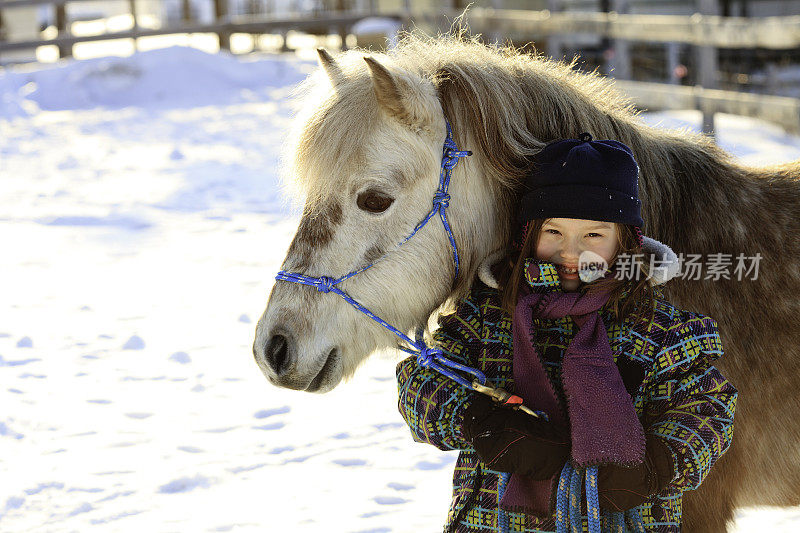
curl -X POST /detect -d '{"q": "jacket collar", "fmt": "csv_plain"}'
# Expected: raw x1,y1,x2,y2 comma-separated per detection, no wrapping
523,259,563,294
521,257,667,318
478,235,680,295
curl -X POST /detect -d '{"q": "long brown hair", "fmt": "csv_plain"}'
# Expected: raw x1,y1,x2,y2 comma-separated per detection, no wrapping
498,219,656,328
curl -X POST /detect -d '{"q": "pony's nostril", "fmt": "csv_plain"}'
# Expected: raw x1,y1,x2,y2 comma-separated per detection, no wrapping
265,334,293,376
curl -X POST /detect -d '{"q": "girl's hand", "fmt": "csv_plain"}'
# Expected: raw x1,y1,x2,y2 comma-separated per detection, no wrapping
597,434,674,511
462,394,570,480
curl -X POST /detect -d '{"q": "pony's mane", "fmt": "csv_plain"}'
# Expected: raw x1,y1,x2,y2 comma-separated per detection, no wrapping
394,30,642,187
284,30,741,244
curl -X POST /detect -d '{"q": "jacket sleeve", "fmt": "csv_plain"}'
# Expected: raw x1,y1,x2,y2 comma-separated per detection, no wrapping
642,313,738,492
395,293,485,451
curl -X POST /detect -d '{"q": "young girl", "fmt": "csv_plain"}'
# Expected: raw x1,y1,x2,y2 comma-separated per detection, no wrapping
396,134,737,532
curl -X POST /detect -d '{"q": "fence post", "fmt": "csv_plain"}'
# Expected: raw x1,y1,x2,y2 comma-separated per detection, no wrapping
335,0,347,51
546,0,562,60
667,42,681,84
696,0,719,136
765,62,778,95
607,0,631,80
129,0,139,52
214,0,231,52
55,3,71,58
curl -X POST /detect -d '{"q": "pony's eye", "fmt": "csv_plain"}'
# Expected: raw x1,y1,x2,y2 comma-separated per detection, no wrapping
357,190,394,213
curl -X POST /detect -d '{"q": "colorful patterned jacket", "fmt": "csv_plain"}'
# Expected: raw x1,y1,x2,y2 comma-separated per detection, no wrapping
396,254,737,533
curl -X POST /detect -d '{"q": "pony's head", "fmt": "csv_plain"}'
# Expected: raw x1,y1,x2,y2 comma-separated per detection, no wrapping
252,48,502,392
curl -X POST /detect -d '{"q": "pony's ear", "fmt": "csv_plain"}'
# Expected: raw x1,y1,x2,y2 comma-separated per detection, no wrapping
317,48,343,85
364,56,444,135
364,56,408,121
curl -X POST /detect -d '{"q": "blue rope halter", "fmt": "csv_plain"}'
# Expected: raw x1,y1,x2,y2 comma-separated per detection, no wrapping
275,118,644,533
275,119,484,389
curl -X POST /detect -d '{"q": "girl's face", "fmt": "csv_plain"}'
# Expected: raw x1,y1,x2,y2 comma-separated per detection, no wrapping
535,218,620,292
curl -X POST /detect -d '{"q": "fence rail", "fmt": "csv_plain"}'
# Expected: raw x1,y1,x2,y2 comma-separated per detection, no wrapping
616,80,800,133
0,11,403,53
1,0,107,7
442,8,800,50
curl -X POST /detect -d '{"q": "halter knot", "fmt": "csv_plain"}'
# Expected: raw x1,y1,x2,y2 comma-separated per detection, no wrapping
416,345,442,368
315,276,335,293
442,147,471,170
432,190,450,208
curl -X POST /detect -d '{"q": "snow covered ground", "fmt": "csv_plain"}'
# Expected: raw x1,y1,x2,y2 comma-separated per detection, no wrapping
1,46,799,532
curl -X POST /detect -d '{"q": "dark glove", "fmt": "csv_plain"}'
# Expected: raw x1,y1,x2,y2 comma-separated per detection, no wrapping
462,393,570,480
597,434,675,511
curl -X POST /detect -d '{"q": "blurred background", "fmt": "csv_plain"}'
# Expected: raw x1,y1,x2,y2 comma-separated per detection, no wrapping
1,2,799,532
3,0,800,132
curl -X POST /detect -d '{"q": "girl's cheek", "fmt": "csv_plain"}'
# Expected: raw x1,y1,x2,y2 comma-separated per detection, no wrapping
534,242,551,260
606,242,621,262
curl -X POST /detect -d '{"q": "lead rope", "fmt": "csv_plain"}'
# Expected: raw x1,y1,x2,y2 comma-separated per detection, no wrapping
498,472,511,533
553,463,647,533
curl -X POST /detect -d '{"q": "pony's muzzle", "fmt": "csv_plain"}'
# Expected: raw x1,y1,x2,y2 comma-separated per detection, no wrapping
253,326,340,392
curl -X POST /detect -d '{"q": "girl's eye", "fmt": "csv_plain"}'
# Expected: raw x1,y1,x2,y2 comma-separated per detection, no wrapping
586,233,603,238
357,190,394,213
544,229,560,235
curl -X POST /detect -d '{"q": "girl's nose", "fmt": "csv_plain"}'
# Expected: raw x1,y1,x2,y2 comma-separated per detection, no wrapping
561,239,582,260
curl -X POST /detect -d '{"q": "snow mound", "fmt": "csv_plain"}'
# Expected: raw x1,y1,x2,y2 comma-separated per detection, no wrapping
0,46,311,113
16,337,33,348
169,351,191,364
0,421,24,440
158,475,212,494
122,335,145,350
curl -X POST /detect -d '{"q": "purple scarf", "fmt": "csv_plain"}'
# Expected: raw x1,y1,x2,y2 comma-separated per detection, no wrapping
499,266,646,517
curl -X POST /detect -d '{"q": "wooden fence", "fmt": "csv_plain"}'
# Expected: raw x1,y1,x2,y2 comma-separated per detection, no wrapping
0,0,408,57
446,8,800,49
1,2,799,134
0,10,404,54
424,7,800,134
616,80,800,134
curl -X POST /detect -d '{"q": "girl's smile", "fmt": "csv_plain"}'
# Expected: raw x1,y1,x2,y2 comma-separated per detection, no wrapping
556,264,580,278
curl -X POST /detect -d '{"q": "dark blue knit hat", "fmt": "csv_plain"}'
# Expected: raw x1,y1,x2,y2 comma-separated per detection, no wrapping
518,132,644,245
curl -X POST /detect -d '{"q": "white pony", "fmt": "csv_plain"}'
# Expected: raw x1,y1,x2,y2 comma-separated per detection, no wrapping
254,32,800,532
